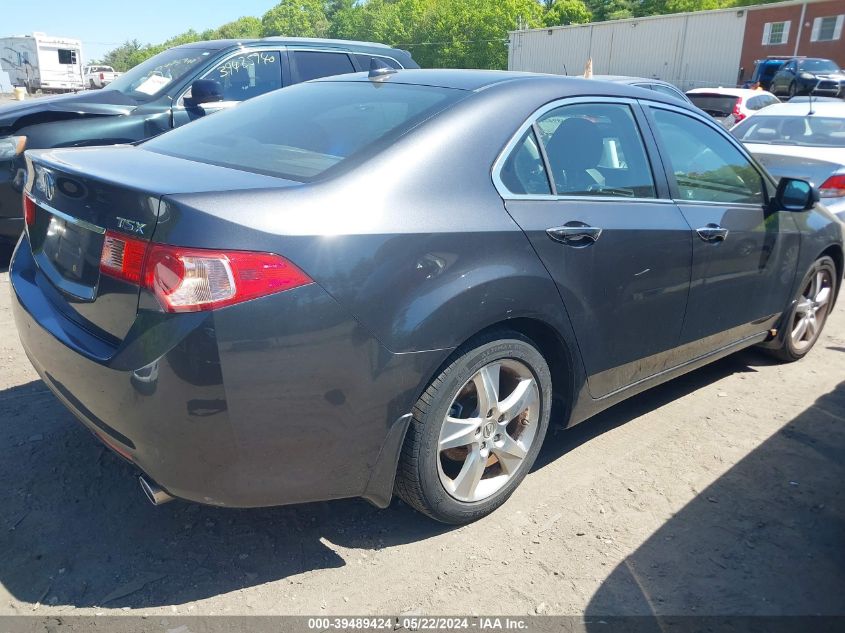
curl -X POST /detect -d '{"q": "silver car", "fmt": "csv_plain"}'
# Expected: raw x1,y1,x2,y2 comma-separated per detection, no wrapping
731,101,845,220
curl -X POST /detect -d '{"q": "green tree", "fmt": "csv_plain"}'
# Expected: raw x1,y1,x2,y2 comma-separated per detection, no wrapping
585,0,634,21
215,16,263,39
261,0,330,37
544,0,592,26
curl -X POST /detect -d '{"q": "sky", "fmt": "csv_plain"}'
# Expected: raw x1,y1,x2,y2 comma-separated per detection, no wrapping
1,0,279,62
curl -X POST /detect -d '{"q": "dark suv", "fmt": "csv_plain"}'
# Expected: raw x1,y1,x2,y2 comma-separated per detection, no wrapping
769,57,845,99
0,37,418,244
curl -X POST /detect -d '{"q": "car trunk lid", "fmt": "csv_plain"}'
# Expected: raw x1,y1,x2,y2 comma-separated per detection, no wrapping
23,146,289,346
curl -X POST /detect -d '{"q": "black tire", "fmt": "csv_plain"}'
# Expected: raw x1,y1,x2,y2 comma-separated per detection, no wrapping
89,79,96,89
768,256,837,362
395,331,552,524
788,81,797,99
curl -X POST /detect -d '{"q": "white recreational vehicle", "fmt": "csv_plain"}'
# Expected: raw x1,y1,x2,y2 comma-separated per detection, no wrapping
0,33,84,93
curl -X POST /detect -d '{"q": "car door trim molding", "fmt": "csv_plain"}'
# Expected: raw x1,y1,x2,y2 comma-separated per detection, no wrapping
491,95,667,204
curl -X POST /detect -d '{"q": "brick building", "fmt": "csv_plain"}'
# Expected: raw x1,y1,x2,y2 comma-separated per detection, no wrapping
740,0,845,82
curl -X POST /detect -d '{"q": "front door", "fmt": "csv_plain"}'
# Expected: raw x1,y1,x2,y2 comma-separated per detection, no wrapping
644,104,800,356
498,99,692,398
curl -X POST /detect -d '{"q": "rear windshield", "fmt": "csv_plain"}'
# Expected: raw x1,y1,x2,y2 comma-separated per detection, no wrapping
687,94,739,117
731,115,845,147
143,81,465,182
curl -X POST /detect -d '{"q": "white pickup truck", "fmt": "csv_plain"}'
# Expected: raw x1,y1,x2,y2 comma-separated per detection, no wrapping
83,65,120,89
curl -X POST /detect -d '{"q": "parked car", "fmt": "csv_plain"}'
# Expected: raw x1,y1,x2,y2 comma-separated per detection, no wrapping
0,37,418,245
83,65,120,89
686,88,779,127
593,75,692,103
769,58,845,99
742,58,786,91
731,101,845,221
11,71,843,524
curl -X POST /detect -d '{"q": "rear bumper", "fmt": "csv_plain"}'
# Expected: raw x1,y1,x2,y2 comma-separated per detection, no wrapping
10,238,443,508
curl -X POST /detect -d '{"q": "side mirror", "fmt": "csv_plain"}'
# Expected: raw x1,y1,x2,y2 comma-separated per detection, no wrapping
775,177,819,211
185,79,223,107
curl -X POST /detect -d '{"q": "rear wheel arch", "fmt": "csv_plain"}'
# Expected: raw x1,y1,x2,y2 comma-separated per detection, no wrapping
412,317,578,430
819,244,843,307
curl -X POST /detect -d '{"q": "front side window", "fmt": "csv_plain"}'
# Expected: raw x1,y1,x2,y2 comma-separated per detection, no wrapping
194,50,282,102
811,15,844,42
292,51,355,82
763,21,790,45
651,108,764,205
533,102,655,198
143,81,465,182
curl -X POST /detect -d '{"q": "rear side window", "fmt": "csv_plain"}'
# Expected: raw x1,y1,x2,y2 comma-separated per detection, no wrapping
292,51,355,82
354,54,403,70
500,129,551,195
143,81,465,182
533,102,656,198
650,108,764,204
650,83,687,102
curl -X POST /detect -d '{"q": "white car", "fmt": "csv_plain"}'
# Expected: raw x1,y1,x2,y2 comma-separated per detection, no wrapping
83,65,120,89
731,101,845,221
686,88,779,127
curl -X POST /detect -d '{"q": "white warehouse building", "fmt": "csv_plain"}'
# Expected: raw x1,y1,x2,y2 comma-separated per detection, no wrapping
508,7,749,90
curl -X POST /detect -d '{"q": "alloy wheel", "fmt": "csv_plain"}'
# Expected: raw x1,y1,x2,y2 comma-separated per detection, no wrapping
791,268,832,352
437,359,540,503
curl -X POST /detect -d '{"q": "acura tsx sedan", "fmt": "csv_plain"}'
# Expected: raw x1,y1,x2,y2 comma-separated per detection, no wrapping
10,69,844,524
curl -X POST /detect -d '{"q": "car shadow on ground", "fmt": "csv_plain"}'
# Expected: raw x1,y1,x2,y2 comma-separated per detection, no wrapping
534,348,775,472
0,349,807,610
584,381,845,619
0,242,12,273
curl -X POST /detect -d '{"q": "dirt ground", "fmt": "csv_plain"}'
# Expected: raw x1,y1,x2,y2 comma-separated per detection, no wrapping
0,243,843,617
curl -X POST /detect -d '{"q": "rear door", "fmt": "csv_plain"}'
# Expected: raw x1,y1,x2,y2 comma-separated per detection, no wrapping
643,103,800,355
497,97,692,398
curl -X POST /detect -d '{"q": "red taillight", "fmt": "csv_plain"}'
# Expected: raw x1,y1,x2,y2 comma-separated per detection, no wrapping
732,100,746,123
99,233,312,312
99,72,105,81
100,230,147,284
819,174,845,198
23,193,36,227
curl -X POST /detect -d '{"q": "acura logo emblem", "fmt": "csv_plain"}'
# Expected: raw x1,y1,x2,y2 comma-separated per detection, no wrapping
43,171,55,201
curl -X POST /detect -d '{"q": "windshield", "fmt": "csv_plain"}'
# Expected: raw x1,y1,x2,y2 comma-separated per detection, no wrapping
105,47,213,100
732,115,845,147
799,59,840,73
687,94,738,117
143,81,467,182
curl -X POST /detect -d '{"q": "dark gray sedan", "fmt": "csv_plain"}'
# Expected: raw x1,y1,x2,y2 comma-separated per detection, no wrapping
10,70,843,524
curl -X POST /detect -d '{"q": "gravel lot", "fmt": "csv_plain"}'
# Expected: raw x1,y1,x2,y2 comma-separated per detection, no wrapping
0,243,843,617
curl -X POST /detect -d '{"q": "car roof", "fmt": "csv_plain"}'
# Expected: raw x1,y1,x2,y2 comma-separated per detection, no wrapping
743,101,845,117
593,75,672,85
315,69,697,104
173,36,402,53
687,87,771,97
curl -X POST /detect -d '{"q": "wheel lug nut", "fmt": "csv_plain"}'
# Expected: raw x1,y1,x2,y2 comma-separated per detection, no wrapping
494,434,501,441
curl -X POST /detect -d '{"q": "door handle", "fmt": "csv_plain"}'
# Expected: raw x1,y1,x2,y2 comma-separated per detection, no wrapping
696,223,729,243
546,225,603,247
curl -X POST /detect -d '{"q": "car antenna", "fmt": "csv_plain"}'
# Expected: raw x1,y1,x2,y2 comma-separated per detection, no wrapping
808,90,815,116
368,58,397,80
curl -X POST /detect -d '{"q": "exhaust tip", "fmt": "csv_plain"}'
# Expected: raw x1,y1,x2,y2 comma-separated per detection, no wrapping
139,475,174,506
